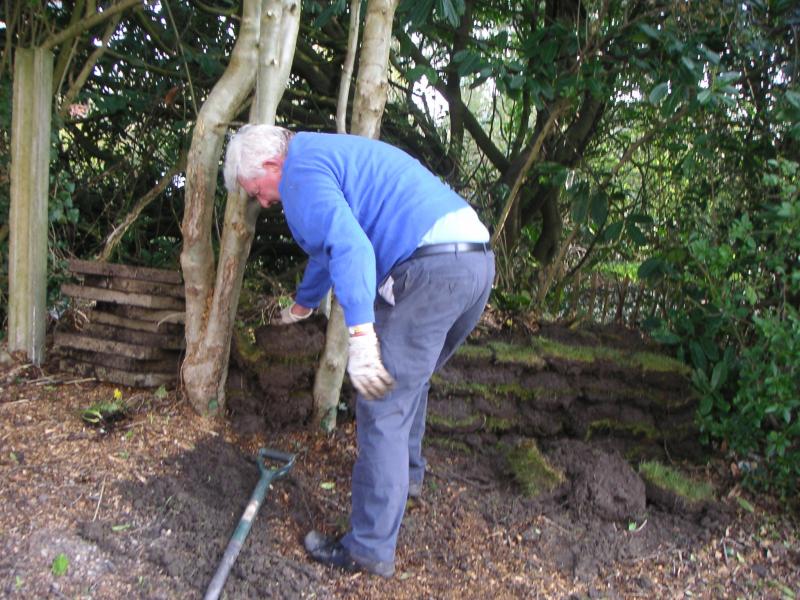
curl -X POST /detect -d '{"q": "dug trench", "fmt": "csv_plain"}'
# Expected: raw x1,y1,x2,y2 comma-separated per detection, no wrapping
67,317,734,598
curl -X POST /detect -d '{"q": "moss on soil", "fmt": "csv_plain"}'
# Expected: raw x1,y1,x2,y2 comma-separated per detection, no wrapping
428,436,472,454
531,337,689,374
586,418,661,442
459,337,688,375
639,460,715,503
427,413,484,431
503,438,564,497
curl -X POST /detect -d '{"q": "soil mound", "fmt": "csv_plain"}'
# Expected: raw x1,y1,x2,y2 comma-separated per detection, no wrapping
78,437,325,599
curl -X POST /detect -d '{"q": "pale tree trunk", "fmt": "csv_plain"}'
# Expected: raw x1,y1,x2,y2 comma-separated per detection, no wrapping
350,0,399,139
310,0,399,431
180,0,300,416
311,0,363,432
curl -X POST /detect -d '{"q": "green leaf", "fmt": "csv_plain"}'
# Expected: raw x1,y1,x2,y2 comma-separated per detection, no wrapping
649,82,670,105
716,71,741,85
571,195,590,224
155,385,168,400
689,341,707,370
626,222,647,246
453,50,484,77
637,23,660,40
406,65,437,84
681,56,696,72
785,90,800,109
52,553,69,577
735,496,755,513
589,193,608,227
603,220,624,242
698,394,712,416
697,89,713,104
629,213,654,225
112,524,131,532
638,257,665,280
320,482,335,490
710,361,728,390
437,0,462,27
699,45,721,65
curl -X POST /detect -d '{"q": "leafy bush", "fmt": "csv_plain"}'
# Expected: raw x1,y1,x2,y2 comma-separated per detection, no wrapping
642,158,800,497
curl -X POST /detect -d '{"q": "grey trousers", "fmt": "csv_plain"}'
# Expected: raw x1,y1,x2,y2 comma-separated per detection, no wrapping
341,248,495,565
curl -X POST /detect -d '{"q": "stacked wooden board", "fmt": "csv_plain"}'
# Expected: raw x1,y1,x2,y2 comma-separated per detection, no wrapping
54,259,185,387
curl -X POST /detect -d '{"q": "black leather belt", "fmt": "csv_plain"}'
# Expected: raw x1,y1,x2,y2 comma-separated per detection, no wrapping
410,241,491,259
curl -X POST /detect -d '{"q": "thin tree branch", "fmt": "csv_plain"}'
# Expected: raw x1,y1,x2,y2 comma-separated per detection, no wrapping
336,0,361,134
58,15,121,119
163,0,198,116
98,152,186,261
42,0,143,50
491,99,570,246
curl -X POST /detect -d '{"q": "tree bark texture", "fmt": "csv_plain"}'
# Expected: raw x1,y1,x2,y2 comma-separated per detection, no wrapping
350,0,399,139
310,0,399,430
180,0,301,416
311,0,362,432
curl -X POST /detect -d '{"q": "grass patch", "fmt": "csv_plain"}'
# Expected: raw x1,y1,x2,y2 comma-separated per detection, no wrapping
639,460,715,503
428,436,472,454
504,438,564,497
460,337,688,376
428,413,484,430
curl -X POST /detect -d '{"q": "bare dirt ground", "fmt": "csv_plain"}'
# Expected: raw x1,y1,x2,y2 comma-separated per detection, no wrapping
1,325,799,599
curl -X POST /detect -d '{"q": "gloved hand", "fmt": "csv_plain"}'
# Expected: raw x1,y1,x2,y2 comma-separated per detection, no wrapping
347,324,394,400
279,302,313,325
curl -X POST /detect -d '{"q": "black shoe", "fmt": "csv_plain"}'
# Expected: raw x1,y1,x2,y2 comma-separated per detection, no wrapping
303,530,395,578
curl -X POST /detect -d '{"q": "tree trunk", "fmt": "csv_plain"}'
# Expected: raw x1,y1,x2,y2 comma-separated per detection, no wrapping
8,48,53,364
180,0,300,416
309,0,400,430
311,0,362,432
350,0,399,139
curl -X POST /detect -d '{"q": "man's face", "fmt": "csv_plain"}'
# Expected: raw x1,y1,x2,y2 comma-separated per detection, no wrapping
239,158,284,208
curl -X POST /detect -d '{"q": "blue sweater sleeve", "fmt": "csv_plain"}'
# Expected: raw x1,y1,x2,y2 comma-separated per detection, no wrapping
294,255,332,309
282,169,377,326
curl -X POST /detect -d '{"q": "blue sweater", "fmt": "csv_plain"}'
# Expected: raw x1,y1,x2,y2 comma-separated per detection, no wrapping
279,133,469,326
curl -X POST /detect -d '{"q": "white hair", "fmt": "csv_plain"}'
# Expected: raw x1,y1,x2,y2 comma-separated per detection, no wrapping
223,124,294,192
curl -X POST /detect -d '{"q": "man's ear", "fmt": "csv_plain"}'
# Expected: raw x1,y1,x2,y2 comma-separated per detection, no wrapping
261,158,282,171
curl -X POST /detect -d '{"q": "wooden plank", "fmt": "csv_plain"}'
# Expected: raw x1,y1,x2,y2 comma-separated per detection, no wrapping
67,258,182,284
58,348,179,375
90,310,183,334
83,273,185,299
61,283,185,310
100,304,186,324
83,322,184,350
54,331,168,360
59,359,176,388
8,48,53,365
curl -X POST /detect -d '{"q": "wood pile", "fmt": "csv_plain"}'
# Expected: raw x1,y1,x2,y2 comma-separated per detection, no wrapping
54,259,185,388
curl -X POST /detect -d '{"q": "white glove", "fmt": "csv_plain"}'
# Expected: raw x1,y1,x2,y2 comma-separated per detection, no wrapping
347,324,394,400
279,303,313,325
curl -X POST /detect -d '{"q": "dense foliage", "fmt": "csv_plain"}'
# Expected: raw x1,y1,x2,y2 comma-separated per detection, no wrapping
0,0,797,495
